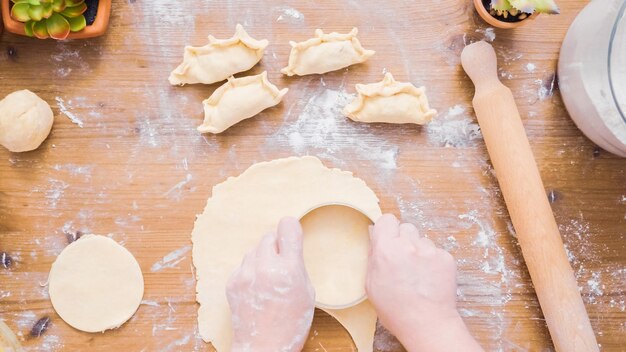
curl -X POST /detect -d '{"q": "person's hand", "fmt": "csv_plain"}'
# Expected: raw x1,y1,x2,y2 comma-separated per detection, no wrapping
366,214,483,352
226,217,315,352
366,214,458,331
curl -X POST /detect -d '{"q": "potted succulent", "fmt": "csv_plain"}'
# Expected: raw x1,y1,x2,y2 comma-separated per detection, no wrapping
474,0,559,29
1,0,111,39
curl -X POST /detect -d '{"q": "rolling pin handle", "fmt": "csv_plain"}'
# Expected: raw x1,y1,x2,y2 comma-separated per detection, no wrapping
460,41,501,93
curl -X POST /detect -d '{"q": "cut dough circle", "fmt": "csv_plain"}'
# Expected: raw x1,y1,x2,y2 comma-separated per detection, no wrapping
169,24,268,86
0,89,53,153
281,28,375,76
301,204,373,309
199,71,288,134
192,156,381,352
48,235,144,333
344,72,437,125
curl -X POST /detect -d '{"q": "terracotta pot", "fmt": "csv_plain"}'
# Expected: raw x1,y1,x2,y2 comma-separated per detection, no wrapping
1,0,111,39
473,0,538,29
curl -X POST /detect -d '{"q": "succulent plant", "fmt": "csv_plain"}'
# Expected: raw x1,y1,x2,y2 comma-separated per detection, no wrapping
490,0,560,19
10,0,88,40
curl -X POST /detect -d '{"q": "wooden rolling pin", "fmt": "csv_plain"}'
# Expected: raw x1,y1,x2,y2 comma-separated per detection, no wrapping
460,41,598,352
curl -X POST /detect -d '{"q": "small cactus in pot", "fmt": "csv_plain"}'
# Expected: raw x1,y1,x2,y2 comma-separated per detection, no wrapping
10,0,87,39
475,0,560,28
490,0,560,20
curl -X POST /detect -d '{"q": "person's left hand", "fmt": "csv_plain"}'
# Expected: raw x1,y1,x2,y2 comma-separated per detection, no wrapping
226,217,316,352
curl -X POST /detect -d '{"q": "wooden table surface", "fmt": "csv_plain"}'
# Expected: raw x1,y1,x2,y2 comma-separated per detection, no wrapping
1,0,624,351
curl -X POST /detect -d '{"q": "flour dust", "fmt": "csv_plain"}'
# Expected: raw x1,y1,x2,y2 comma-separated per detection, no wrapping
266,88,399,174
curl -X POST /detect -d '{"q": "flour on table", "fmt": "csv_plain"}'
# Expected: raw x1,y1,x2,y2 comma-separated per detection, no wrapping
536,77,556,101
50,43,90,78
267,88,398,173
475,27,496,42
162,335,191,351
460,211,513,286
163,174,193,201
556,214,626,338
55,97,84,128
29,178,69,209
41,334,63,350
426,105,482,148
136,117,159,148
151,245,191,272
274,6,304,23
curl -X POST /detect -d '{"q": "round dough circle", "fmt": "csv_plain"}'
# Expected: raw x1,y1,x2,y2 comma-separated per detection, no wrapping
48,235,144,333
301,204,372,308
0,90,53,152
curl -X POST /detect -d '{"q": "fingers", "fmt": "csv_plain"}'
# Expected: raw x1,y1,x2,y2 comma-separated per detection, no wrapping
276,216,304,258
256,233,278,261
399,222,421,242
227,249,256,291
371,214,400,247
240,250,256,280
417,239,438,259
371,215,437,256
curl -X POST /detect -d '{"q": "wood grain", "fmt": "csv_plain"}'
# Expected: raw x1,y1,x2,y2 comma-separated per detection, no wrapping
0,0,625,351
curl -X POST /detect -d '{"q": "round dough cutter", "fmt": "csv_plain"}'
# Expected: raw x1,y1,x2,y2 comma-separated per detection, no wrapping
299,203,374,310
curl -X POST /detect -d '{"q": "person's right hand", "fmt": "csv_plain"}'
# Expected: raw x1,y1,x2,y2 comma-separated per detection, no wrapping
366,214,483,352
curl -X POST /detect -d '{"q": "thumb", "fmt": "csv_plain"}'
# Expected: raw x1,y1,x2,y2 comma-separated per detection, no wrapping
276,216,304,258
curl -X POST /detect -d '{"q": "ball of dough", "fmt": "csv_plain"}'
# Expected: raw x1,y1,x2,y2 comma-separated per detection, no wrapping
48,235,144,333
0,90,54,152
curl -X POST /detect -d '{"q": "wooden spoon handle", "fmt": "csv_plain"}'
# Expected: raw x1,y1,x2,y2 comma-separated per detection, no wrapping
461,41,598,352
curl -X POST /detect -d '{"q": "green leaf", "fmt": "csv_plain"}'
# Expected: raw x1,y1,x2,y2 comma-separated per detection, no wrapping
32,20,49,39
46,12,70,39
24,20,35,37
530,0,560,14
27,0,41,5
51,0,65,12
509,0,535,13
12,0,32,4
64,0,84,6
10,3,32,22
67,15,86,32
27,4,44,21
52,0,65,12
60,2,86,18
491,0,512,11
41,3,53,18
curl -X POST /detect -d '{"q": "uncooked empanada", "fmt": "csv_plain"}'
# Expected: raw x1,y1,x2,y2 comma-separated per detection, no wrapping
343,72,437,125
199,72,288,134
169,24,268,86
281,28,375,76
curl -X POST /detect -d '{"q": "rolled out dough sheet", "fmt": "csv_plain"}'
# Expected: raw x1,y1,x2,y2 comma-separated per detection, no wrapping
191,156,381,351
